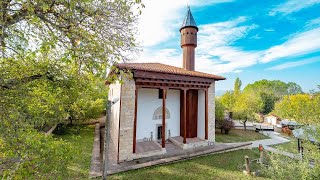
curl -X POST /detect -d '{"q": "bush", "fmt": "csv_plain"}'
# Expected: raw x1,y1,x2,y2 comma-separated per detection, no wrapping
217,120,235,134
1,127,73,179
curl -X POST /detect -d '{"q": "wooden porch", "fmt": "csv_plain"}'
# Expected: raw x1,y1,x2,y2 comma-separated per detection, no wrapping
132,70,213,154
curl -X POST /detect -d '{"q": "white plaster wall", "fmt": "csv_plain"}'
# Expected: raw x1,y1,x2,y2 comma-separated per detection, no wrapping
136,88,180,141
197,90,205,139
108,82,121,157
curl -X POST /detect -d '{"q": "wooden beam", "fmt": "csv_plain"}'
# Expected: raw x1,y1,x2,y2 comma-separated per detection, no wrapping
162,88,167,148
133,87,138,153
135,84,209,90
183,89,187,144
205,89,208,140
136,78,209,87
133,70,217,83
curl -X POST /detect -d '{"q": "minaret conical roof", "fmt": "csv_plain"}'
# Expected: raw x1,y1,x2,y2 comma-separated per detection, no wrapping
180,7,198,32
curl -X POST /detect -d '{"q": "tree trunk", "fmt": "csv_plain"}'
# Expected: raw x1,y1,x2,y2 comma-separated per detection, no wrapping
243,119,247,131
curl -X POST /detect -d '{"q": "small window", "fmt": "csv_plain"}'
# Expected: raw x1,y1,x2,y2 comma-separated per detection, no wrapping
158,89,165,99
191,32,193,34
187,32,189,34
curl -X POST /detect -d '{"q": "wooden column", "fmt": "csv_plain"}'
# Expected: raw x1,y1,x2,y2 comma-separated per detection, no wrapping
183,89,187,144
133,87,138,153
162,88,167,148
205,89,208,140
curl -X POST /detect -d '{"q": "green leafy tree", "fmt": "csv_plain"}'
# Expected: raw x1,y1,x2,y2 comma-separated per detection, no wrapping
287,82,303,95
0,0,143,178
243,80,303,114
234,77,242,97
260,92,278,114
274,94,319,124
220,91,236,111
265,93,320,179
0,127,72,178
233,92,263,130
243,79,289,97
215,98,226,122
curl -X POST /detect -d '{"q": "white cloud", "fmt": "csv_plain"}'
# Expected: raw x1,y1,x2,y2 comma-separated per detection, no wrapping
197,17,257,49
267,56,320,70
261,28,320,63
137,16,260,74
195,17,260,74
269,0,320,16
137,0,234,47
137,48,182,67
199,47,262,74
305,17,320,29
136,1,320,76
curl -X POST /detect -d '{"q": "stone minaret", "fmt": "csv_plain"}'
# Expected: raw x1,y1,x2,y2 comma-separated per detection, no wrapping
180,7,198,71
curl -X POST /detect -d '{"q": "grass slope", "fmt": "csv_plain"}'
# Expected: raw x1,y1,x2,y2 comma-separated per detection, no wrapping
110,149,268,180
215,129,270,143
54,125,95,179
272,136,298,154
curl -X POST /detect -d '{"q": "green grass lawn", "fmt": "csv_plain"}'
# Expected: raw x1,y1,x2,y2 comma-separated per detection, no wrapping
54,125,95,179
271,136,299,154
215,129,270,143
110,149,269,180
53,126,270,179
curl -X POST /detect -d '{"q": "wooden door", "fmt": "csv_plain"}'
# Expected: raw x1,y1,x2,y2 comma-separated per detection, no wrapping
180,90,198,138
187,90,198,137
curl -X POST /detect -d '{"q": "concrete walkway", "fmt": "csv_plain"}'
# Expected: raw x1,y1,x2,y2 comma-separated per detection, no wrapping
249,131,290,148
243,131,302,160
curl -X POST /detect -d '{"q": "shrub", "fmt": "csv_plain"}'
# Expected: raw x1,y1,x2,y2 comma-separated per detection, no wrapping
217,120,235,134
1,127,73,179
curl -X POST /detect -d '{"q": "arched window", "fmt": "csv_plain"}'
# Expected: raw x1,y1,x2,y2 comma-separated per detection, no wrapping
152,106,170,120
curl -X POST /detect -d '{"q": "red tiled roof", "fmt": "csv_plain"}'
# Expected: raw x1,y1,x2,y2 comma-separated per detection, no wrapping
116,63,226,80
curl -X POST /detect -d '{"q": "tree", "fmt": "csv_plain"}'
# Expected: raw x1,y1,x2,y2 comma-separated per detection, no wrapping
233,92,263,130
220,91,236,111
243,80,303,114
0,0,143,71
234,77,242,97
287,82,303,95
265,94,320,179
243,79,302,97
273,94,320,125
215,98,226,122
0,0,143,178
260,92,278,114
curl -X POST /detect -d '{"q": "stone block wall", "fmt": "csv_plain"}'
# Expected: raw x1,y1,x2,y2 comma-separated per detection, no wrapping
208,82,216,142
108,82,121,162
118,78,135,162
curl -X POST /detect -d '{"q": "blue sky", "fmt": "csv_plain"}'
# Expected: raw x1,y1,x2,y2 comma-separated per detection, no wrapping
135,0,320,92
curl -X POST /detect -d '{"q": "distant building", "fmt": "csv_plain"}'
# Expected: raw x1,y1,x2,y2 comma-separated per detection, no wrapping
264,114,281,125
